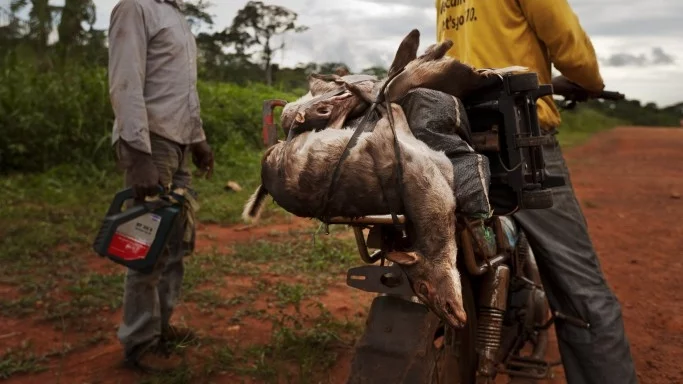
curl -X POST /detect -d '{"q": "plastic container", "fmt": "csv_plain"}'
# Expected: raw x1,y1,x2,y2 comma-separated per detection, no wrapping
92,187,185,274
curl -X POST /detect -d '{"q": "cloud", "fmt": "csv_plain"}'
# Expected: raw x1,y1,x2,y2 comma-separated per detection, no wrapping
652,47,676,65
603,53,648,67
272,1,435,71
6,0,676,105
568,0,683,37
602,47,676,67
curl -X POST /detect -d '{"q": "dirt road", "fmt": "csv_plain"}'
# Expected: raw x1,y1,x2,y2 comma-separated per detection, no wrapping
554,126,683,384
2,126,682,383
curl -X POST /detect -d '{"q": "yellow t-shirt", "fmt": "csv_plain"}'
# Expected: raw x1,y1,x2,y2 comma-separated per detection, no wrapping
435,0,605,129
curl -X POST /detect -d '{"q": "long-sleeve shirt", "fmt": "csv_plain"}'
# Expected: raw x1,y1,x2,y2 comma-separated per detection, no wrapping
435,0,605,129
108,0,205,154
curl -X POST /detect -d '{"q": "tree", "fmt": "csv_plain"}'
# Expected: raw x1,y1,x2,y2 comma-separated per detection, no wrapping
57,0,96,54
0,2,29,46
182,0,214,33
361,66,388,78
316,62,348,75
27,0,54,50
227,1,308,86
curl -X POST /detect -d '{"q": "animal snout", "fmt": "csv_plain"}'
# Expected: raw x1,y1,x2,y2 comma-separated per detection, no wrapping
447,301,467,328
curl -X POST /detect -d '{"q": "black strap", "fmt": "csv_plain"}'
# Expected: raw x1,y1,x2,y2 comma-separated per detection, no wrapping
316,102,380,220
317,71,407,231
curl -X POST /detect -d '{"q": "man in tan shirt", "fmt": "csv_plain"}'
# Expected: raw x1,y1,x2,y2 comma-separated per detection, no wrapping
108,0,213,371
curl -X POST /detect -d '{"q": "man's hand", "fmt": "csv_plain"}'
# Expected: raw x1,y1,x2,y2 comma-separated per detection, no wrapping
120,141,161,201
552,75,600,102
191,140,214,179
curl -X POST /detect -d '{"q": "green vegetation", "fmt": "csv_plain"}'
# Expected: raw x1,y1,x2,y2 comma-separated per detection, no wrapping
134,303,361,384
0,348,47,379
556,107,627,147
0,62,302,172
584,99,682,127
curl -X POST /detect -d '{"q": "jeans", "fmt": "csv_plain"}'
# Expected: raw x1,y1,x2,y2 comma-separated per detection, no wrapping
513,131,638,384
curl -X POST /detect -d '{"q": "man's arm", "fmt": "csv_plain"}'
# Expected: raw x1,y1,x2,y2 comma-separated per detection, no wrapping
518,0,605,93
108,0,151,154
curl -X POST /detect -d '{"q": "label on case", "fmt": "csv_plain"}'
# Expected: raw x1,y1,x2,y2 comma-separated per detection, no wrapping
107,213,161,261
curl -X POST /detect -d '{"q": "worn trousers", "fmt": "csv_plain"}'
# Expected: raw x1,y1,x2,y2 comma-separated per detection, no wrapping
114,134,193,354
512,131,638,384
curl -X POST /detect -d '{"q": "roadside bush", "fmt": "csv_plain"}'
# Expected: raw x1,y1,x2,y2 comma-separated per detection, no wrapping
0,63,113,172
198,81,300,150
0,61,301,174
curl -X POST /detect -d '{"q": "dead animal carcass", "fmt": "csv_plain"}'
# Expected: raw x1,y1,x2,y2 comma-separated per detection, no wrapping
242,29,506,328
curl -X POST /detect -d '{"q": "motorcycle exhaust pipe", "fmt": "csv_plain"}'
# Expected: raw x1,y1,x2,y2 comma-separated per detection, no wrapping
476,264,511,379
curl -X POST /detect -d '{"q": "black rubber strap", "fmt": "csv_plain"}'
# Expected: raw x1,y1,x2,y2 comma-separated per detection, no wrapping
318,70,407,231
317,102,380,221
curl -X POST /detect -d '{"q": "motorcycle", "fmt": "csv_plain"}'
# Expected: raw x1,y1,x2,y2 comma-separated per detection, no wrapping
261,72,624,383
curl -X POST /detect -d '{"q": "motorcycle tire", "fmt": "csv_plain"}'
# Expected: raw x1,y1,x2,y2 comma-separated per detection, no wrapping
427,272,478,384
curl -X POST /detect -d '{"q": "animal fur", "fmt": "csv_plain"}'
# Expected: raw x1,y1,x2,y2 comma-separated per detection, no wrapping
259,102,466,327
239,29,529,328
241,184,268,223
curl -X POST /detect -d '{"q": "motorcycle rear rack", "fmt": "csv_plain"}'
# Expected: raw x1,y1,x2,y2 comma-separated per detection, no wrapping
347,263,415,297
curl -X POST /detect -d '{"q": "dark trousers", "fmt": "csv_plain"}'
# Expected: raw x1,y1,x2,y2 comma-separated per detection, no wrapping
114,134,194,354
513,132,638,384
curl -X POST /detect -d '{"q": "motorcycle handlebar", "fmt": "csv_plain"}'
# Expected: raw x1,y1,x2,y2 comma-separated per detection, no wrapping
551,75,625,102
595,90,625,101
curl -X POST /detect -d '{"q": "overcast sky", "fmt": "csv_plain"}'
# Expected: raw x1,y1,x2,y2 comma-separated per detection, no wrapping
3,0,682,106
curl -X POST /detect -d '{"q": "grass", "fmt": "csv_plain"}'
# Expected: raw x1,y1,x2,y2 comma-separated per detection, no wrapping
229,227,357,276
0,354,47,379
247,304,361,383
557,107,627,148
136,303,361,384
0,228,364,382
0,140,280,247
0,106,622,382
0,145,281,271
0,345,48,379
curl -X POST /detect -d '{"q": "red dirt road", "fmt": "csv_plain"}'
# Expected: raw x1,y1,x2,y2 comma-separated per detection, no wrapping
2,126,682,383
555,127,683,384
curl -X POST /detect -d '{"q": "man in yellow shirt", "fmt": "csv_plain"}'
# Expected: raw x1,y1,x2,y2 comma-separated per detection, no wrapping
436,0,638,383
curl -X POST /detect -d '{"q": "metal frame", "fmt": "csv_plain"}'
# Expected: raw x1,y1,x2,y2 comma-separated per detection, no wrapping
463,73,565,214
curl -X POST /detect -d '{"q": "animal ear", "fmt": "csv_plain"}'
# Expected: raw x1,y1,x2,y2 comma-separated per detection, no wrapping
387,29,421,77
418,40,453,62
386,251,422,266
308,74,338,96
384,55,486,102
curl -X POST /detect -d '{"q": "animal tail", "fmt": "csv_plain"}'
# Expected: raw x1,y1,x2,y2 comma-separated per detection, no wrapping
242,184,269,223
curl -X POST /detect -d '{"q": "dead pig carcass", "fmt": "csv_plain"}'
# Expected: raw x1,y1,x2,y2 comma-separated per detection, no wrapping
242,30,504,329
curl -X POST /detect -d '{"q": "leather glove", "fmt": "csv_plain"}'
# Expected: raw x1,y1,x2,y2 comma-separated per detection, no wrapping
120,140,161,201
190,140,214,179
